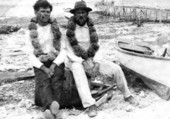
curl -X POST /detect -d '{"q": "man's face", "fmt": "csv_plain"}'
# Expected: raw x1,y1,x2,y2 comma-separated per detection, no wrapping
36,7,51,24
75,9,88,26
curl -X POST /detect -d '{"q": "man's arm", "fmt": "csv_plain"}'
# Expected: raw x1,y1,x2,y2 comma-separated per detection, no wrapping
91,43,103,77
93,42,103,64
25,31,44,68
25,31,53,78
40,65,54,78
51,34,67,71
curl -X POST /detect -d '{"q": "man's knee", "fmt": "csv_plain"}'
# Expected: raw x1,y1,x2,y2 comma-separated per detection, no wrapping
99,61,122,77
110,63,122,74
53,64,65,77
34,68,50,86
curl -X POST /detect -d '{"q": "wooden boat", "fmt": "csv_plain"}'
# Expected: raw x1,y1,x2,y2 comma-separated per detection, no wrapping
114,40,170,100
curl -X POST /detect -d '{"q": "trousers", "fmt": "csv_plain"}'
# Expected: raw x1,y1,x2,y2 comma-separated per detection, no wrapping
34,61,82,110
67,59,132,108
98,60,131,98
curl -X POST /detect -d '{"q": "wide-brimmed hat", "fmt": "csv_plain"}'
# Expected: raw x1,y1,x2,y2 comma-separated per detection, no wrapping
70,1,92,14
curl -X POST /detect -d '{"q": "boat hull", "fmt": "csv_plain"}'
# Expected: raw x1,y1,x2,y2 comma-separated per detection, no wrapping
114,40,170,100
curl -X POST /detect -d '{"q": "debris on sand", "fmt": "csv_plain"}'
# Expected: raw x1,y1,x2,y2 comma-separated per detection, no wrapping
0,25,21,34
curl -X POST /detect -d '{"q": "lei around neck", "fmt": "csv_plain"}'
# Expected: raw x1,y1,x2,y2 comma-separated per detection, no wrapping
66,16,99,60
28,17,61,62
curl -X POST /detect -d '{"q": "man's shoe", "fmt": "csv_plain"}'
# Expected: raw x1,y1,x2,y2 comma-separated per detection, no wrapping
87,105,97,118
44,109,54,119
124,95,139,106
50,101,60,115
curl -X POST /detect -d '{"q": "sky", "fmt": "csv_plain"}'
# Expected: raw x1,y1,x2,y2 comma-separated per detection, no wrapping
1,0,170,18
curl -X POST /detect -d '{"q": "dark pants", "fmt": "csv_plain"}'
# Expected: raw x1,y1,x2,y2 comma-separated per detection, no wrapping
34,61,82,110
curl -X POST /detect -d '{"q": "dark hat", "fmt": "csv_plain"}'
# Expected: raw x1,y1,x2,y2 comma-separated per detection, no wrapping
70,1,92,14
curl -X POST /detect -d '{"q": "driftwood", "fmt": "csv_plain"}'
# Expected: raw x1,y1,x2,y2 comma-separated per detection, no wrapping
0,25,20,34
91,81,116,106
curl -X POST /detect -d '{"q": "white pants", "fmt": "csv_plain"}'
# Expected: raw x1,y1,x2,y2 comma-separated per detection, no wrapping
70,62,96,108
68,60,131,108
99,60,131,98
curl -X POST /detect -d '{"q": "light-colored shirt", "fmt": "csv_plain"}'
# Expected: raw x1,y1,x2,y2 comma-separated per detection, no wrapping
37,24,55,53
25,24,66,68
65,24,103,64
75,24,90,51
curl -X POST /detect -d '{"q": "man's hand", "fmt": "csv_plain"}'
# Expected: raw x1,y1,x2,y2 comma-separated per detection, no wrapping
91,63,100,77
50,63,57,73
112,56,120,65
40,65,53,78
82,60,93,76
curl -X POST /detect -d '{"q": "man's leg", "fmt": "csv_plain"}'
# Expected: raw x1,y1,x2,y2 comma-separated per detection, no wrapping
34,63,63,119
99,60,138,105
71,62,96,108
71,62,97,117
51,63,65,107
61,68,82,108
34,67,54,110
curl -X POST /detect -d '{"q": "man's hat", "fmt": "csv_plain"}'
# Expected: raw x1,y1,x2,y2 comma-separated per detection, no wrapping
70,1,92,14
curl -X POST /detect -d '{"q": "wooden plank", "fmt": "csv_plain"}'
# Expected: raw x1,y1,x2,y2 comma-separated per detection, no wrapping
123,7,126,16
119,43,152,54
134,8,137,18
159,10,161,22
166,12,168,21
121,65,170,100
0,70,35,84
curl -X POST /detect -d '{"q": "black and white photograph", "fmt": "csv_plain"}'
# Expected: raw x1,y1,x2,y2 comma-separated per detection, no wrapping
1,0,170,119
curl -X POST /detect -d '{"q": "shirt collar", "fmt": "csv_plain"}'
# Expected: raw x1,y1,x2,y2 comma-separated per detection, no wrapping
76,23,88,29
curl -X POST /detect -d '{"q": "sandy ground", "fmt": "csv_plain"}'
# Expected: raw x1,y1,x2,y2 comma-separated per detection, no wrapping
1,0,170,119
0,77,169,119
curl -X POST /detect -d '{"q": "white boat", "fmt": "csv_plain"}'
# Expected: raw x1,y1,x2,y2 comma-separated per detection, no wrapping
114,40,170,100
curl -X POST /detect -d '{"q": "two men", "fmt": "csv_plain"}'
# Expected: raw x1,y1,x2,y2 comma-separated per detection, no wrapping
27,0,138,119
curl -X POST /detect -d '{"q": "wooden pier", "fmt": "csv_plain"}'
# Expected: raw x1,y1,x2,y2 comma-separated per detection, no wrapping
95,3,170,23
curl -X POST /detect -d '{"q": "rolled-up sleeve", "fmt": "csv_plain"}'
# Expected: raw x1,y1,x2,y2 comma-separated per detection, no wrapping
53,34,67,66
24,31,43,68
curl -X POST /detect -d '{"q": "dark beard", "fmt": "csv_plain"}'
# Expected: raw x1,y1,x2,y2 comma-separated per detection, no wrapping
75,16,87,26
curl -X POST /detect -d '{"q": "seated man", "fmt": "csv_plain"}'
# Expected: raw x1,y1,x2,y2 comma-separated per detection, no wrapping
26,0,82,119
65,1,139,117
